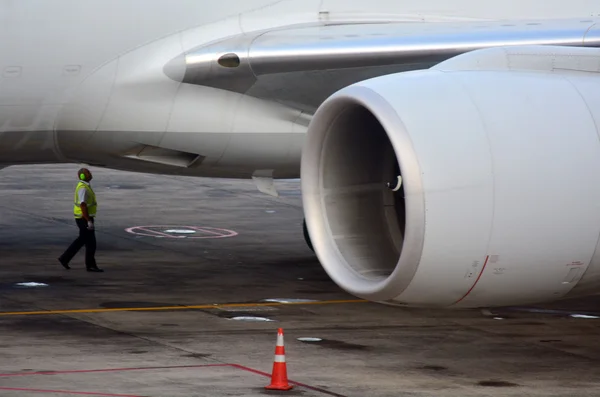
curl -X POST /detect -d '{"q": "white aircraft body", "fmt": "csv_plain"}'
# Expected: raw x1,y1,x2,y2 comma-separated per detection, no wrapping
2,0,600,309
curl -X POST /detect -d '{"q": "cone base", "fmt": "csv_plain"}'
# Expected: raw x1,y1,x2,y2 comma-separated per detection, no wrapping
265,384,293,391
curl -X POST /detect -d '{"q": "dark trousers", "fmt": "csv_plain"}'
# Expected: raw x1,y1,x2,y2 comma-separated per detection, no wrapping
59,218,97,268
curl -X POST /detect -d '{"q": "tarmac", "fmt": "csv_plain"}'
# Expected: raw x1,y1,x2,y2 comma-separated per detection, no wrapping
1,164,600,397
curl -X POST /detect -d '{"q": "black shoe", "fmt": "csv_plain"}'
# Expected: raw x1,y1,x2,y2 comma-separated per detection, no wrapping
86,267,104,273
58,258,70,270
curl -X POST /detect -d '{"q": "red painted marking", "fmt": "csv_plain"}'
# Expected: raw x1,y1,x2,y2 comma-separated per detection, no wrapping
0,363,348,397
454,255,490,305
125,225,237,239
0,364,229,377
188,226,229,237
229,364,348,397
136,227,176,238
0,387,143,397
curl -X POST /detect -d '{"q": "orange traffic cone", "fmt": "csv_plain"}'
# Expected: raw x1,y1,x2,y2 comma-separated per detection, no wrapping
265,328,293,391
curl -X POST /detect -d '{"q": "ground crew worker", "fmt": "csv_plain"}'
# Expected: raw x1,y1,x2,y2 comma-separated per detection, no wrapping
58,168,104,272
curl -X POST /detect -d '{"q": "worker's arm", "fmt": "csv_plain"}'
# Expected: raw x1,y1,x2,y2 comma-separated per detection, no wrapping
80,202,94,230
80,202,90,222
77,187,93,229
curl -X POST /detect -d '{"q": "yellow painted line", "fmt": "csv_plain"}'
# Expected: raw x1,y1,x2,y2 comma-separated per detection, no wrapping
0,299,368,317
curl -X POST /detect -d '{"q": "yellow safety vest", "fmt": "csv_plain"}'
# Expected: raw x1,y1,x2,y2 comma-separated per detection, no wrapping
73,182,97,218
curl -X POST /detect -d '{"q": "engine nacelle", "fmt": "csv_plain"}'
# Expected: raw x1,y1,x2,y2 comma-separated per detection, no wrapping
301,57,600,308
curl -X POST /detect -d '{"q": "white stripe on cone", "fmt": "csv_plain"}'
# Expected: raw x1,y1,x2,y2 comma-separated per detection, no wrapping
274,355,286,362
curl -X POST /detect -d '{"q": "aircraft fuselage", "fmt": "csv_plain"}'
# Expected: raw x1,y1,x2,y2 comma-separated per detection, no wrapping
1,0,599,178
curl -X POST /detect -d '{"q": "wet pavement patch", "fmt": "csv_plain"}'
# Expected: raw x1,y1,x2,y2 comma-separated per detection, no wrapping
497,307,600,320
0,317,119,338
201,307,278,322
182,353,212,359
217,306,278,313
205,306,280,322
205,189,236,198
297,338,368,351
294,275,334,282
422,365,448,372
512,321,544,326
478,380,519,387
128,350,148,354
100,301,182,309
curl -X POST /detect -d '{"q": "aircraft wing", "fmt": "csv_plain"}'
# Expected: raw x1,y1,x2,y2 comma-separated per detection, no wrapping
165,18,600,112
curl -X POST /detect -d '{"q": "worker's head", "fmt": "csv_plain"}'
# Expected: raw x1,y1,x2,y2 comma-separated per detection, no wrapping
78,168,92,182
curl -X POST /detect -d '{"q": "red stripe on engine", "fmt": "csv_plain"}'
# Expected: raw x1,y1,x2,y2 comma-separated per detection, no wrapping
454,255,490,304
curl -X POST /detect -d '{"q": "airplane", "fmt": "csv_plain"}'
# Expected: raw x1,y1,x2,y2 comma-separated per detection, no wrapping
1,0,600,310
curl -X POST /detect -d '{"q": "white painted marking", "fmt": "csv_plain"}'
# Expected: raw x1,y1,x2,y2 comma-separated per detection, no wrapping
297,337,322,342
230,316,276,322
15,282,48,288
493,317,504,320
125,225,238,239
570,314,600,319
481,309,493,316
262,298,319,303
265,210,276,214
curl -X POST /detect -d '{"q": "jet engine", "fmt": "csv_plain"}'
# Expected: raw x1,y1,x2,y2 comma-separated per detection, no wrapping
301,47,600,308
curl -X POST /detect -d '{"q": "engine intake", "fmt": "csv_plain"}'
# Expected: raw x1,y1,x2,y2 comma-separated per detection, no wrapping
301,88,425,303
302,62,600,308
